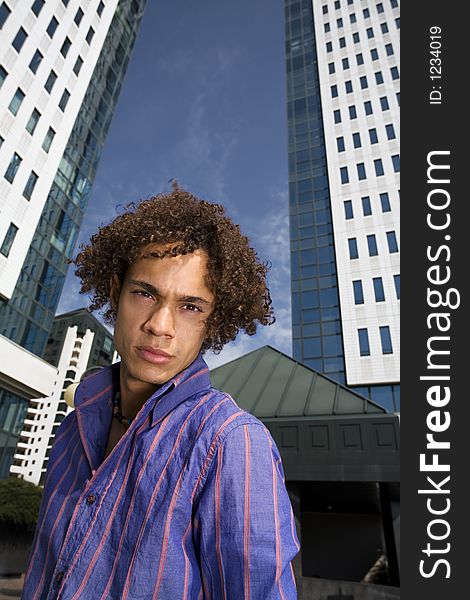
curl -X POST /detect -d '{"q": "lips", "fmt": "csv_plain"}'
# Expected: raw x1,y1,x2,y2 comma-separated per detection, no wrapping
136,346,173,365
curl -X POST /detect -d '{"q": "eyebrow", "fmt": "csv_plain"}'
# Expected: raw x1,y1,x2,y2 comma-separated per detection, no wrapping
127,279,212,307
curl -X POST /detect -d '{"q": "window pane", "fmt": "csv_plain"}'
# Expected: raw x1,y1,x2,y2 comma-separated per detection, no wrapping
1,222,19,257
353,280,364,304
380,326,393,354
348,238,358,259
386,231,399,253
367,234,378,256
380,96,389,111
60,37,72,57
74,8,84,25
8,88,25,115
12,27,28,52
73,56,83,75
59,89,71,111
0,65,7,88
26,108,41,134
358,329,370,356
44,70,57,93
29,49,43,73
0,2,12,27
373,277,385,302
394,274,400,299
357,163,366,180
344,200,353,219
364,101,372,115
374,159,384,176
42,127,56,152
23,171,39,200
337,137,345,152
361,196,372,216
4,152,22,183
380,192,391,212
340,167,349,184
46,16,59,38
353,132,361,148
392,154,400,172
369,128,378,144
86,26,95,44
31,0,45,16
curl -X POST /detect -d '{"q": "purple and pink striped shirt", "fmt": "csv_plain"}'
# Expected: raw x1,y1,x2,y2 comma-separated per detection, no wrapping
23,354,299,599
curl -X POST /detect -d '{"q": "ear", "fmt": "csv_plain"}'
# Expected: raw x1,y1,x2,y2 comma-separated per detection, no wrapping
110,274,122,311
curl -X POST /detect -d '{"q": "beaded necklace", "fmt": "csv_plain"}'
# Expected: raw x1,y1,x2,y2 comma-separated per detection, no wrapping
112,391,133,427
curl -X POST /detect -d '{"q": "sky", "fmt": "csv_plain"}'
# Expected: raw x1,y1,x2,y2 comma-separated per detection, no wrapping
57,0,292,369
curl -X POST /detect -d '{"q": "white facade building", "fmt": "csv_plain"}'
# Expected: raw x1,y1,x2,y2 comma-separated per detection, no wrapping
286,0,400,411
11,324,94,484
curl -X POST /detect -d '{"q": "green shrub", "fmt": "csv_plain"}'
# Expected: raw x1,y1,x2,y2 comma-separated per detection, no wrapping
0,477,43,531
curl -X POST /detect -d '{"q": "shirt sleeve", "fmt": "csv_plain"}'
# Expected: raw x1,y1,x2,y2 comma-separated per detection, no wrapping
193,421,300,599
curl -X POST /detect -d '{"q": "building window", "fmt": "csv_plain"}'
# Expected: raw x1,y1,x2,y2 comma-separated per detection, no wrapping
339,37,346,48
367,27,374,38
29,49,43,73
386,124,396,140
392,154,400,172
353,132,361,148
73,56,83,75
0,2,11,28
386,231,399,253
97,0,105,16
395,17,400,28
26,108,41,134
375,71,384,84
326,41,333,53
60,37,72,57
370,48,379,60
381,22,389,33
345,80,353,93
374,159,384,176
12,27,28,52
350,13,356,23
363,8,370,18
377,2,384,13
334,109,341,123
74,7,84,25
344,200,353,219
396,92,400,105
380,96,389,111
353,280,364,304
380,192,391,212
348,238,358,259
342,57,349,70
360,76,368,89
364,101,373,115
0,64,7,88
337,17,343,27
331,84,338,98
340,167,349,184
59,89,70,111
361,196,372,216
356,53,364,65
394,274,400,299
386,43,394,56
353,32,360,43
46,16,59,38
391,66,400,80
44,70,57,93
379,326,393,354
4,152,22,183
328,62,335,74
337,136,345,152
391,0,399,8
0,223,18,257
8,87,25,115
31,0,45,16
349,105,357,119
367,234,378,256
324,22,331,33
369,128,378,144
42,127,56,152
373,277,385,302
322,4,328,14
86,26,95,44
334,0,340,9
357,163,366,180
358,328,370,356
23,171,39,200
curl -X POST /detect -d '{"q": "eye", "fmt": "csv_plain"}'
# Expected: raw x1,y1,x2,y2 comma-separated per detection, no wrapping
183,303,202,313
132,290,153,300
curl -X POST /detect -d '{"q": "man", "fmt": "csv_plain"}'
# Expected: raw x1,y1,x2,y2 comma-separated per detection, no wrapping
23,186,299,599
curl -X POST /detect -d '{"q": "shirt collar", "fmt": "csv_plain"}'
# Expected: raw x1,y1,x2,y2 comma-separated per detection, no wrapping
74,353,211,469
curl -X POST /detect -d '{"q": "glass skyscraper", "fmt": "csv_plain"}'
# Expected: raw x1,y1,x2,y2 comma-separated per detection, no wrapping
284,0,400,411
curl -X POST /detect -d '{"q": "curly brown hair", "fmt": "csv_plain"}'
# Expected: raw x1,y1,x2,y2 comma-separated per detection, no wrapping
73,185,274,353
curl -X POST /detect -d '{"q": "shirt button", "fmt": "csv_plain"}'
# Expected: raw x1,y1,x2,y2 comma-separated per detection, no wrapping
86,494,96,505
56,571,64,584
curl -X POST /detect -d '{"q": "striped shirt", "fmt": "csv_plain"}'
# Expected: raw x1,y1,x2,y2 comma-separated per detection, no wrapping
23,354,299,599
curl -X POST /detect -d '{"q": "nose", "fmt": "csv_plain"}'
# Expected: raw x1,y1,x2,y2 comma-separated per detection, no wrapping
143,305,175,338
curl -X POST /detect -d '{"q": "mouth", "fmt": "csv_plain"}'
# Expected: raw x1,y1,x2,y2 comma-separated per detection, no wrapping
136,345,173,365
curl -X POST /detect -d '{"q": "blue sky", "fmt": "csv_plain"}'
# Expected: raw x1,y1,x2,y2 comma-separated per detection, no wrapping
57,0,292,368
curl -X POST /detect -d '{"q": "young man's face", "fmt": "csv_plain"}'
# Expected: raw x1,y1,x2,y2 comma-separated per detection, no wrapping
111,245,214,397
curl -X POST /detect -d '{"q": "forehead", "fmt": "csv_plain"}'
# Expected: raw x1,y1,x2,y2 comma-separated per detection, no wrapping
126,245,212,293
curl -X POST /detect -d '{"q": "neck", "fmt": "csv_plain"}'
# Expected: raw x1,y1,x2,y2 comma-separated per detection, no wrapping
118,368,162,421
